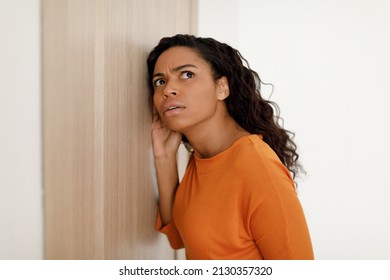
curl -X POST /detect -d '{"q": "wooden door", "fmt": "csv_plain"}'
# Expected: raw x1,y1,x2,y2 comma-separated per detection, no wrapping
43,0,197,259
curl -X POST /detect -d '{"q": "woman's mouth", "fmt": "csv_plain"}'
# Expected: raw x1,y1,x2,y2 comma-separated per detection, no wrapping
164,105,185,116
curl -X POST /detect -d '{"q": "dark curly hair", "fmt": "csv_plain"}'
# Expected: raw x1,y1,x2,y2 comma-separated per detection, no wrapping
147,34,303,179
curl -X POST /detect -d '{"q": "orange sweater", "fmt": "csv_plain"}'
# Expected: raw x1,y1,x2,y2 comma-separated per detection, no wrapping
156,135,314,259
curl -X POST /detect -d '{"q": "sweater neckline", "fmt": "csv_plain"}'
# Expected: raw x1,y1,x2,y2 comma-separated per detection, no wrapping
192,134,262,173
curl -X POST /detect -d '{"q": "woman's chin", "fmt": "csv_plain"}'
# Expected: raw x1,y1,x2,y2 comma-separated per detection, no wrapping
164,120,189,133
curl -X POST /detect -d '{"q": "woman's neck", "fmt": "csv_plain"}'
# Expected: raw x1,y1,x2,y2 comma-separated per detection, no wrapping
184,113,250,159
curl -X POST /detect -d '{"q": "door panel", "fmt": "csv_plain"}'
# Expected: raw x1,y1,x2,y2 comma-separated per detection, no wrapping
43,0,197,259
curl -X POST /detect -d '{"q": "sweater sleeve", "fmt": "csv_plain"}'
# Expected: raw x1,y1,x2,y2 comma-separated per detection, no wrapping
249,174,314,260
155,210,184,250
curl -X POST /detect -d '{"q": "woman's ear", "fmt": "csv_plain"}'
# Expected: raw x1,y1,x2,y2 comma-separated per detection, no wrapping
216,76,229,100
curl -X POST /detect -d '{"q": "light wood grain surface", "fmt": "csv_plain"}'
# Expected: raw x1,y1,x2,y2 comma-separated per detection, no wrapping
43,0,197,259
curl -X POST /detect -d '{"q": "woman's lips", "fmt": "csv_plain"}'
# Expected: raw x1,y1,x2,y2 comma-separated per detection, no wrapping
163,105,185,117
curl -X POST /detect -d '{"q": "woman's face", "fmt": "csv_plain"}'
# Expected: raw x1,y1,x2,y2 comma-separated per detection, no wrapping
152,46,227,133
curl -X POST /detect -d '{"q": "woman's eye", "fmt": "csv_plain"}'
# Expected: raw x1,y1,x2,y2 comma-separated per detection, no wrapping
180,71,194,79
153,79,165,87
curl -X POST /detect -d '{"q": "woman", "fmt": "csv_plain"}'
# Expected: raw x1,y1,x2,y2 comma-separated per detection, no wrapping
147,34,314,260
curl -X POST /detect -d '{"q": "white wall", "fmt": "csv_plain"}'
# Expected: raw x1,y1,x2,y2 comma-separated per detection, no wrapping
0,0,43,259
199,0,390,259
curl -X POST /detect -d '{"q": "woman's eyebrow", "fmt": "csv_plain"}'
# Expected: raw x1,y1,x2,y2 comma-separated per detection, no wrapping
152,64,197,79
172,64,197,72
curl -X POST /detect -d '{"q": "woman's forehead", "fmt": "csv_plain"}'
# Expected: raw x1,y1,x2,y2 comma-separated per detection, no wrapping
154,47,208,72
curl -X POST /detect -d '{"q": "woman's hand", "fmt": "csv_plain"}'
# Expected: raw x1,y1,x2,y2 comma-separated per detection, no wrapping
152,107,182,159
152,107,182,225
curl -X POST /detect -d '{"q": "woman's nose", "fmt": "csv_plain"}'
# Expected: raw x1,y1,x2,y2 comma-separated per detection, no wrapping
163,81,178,98
163,90,177,98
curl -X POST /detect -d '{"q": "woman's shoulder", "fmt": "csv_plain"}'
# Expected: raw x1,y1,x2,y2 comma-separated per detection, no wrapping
230,134,280,164
230,134,293,184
